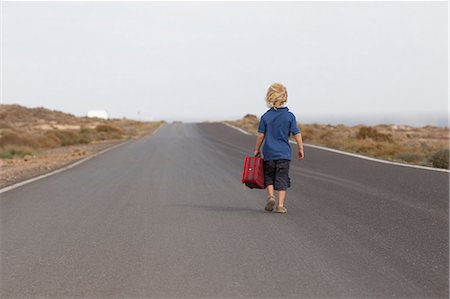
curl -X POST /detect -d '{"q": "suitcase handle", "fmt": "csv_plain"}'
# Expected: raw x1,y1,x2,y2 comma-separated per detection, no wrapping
255,153,261,158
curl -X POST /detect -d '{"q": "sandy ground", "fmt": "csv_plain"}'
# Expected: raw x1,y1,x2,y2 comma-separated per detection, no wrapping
0,140,124,189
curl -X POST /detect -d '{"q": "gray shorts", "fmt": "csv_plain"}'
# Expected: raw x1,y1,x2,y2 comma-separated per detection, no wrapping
264,159,291,191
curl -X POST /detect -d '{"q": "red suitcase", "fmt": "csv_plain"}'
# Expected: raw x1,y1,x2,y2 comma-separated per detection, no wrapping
242,155,265,189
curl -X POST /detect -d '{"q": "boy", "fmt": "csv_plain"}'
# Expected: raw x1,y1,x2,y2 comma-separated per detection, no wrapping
254,83,304,214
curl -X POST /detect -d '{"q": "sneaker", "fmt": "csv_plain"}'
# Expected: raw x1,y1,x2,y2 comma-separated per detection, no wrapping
265,196,276,212
275,206,287,214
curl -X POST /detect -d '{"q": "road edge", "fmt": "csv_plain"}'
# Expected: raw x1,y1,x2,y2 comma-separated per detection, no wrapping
0,123,166,195
222,122,450,173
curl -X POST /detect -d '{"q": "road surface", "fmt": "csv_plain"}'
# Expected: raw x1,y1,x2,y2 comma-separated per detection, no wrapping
1,123,448,298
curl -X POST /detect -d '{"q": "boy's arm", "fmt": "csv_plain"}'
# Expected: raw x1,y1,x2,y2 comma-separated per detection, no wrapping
294,133,305,160
254,133,265,156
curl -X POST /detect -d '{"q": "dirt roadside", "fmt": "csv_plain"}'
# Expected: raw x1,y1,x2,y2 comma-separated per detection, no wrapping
0,140,127,189
0,105,167,190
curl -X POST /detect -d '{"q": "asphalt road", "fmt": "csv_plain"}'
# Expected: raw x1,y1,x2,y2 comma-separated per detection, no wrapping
1,123,448,298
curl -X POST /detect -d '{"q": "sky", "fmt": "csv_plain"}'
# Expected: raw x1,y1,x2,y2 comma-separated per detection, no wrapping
2,1,448,126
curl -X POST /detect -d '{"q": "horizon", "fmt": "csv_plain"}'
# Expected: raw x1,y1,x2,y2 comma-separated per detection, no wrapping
2,2,448,127
1,102,448,128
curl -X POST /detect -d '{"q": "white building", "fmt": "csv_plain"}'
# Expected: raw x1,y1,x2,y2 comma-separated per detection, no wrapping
87,110,108,120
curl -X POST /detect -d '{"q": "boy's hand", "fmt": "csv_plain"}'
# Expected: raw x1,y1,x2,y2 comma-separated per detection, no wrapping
254,133,265,158
294,133,304,160
298,148,304,160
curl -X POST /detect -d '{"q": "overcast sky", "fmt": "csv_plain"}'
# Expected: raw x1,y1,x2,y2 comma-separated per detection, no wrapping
2,1,448,125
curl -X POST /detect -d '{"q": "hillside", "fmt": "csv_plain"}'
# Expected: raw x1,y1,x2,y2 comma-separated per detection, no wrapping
226,114,449,169
0,104,163,158
0,104,163,188
0,104,81,125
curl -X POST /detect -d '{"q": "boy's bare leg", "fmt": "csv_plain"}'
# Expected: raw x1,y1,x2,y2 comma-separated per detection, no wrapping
267,185,275,198
265,185,276,211
278,190,286,207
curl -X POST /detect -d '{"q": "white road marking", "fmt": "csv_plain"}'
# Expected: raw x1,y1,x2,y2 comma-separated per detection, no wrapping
223,122,449,173
222,122,252,135
0,123,166,194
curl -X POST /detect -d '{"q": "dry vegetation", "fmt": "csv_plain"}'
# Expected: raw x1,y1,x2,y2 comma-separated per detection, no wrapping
0,104,164,188
227,114,449,169
0,104,164,159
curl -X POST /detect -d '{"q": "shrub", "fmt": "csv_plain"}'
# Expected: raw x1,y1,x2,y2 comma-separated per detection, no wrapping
0,121,11,129
38,131,62,148
49,130,80,146
0,146,34,159
0,129,38,148
97,132,123,140
243,114,258,121
95,124,123,140
300,125,319,142
356,126,393,143
373,143,405,158
319,131,335,142
78,128,94,144
396,152,422,163
95,124,122,133
429,150,449,169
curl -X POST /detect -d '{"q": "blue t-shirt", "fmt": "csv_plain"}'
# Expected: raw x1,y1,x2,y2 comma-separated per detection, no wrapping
257,107,300,161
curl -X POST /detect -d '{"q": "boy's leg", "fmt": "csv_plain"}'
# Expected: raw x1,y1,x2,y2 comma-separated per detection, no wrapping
267,185,274,198
274,160,290,212
263,160,277,211
265,185,276,211
278,190,286,207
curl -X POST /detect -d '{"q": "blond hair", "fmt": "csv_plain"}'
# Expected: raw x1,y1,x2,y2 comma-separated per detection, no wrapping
266,83,288,108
